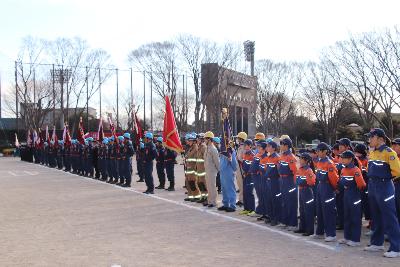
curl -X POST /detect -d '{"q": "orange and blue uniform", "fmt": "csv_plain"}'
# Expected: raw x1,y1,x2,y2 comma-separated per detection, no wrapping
242,150,255,212
315,157,339,237
259,154,270,218
368,144,400,252
358,156,371,220
296,165,316,235
278,151,298,227
340,164,366,242
250,152,267,215
265,152,281,225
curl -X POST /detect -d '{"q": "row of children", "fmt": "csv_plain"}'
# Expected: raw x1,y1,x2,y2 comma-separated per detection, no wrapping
235,128,400,258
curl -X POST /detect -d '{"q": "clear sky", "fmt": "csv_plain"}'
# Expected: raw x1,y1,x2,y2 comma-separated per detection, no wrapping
0,0,399,117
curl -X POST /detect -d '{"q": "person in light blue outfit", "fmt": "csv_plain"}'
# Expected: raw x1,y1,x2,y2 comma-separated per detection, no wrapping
218,147,238,212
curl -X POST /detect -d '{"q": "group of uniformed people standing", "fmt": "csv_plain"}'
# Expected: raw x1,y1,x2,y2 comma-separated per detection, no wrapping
22,126,400,258
181,128,400,258
29,132,177,193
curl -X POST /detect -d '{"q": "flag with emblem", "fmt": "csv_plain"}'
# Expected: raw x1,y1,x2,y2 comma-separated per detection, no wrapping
77,117,85,145
163,96,183,153
220,108,232,157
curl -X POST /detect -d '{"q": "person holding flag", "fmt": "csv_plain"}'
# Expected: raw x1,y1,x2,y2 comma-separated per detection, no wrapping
162,96,184,192
217,108,238,212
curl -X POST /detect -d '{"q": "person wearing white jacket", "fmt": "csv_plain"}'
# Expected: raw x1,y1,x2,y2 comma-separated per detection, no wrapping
204,131,220,208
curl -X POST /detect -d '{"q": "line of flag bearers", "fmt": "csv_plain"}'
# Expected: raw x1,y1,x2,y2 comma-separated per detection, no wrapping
23,123,400,258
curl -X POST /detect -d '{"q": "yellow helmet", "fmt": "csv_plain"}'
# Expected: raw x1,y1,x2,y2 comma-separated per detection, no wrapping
255,132,265,140
237,131,247,140
204,131,214,139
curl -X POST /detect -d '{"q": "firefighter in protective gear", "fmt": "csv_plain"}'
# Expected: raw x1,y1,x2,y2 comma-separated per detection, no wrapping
184,133,201,201
204,131,220,207
196,133,207,203
235,131,247,207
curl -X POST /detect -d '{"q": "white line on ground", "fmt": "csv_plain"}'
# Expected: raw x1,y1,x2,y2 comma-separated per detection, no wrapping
8,171,17,176
29,162,336,251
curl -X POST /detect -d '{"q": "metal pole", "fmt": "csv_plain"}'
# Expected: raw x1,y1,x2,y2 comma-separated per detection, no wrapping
185,74,188,127
0,71,2,118
86,66,89,130
99,67,101,118
116,68,119,130
150,73,153,131
33,68,36,129
182,74,185,129
52,64,55,126
130,68,133,130
60,65,64,129
143,71,146,130
15,61,19,133
66,71,69,124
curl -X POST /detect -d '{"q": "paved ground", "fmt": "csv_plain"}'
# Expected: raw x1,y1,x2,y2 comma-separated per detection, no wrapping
0,157,399,267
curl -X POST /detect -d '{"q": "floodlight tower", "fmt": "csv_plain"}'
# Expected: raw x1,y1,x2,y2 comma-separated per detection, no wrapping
243,40,255,76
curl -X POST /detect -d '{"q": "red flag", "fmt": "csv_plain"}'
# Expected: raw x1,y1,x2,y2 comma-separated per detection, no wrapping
45,125,50,144
63,123,72,146
51,126,58,148
108,116,119,150
15,133,20,148
163,96,183,153
132,109,143,146
97,118,104,142
78,117,85,144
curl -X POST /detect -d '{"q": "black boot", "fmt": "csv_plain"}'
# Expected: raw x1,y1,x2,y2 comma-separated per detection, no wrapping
166,182,175,191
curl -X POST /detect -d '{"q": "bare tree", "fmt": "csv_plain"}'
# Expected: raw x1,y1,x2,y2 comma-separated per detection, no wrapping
255,60,298,136
176,34,219,131
302,62,346,143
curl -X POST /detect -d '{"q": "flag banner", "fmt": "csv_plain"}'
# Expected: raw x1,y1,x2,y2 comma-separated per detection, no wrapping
220,108,232,157
97,118,104,142
78,117,85,144
132,109,143,146
15,133,20,148
163,96,183,153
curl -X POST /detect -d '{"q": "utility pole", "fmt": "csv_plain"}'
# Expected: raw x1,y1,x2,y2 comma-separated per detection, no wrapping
0,71,2,119
99,67,102,118
86,66,89,130
15,61,19,133
150,73,153,131
143,71,146,130
116,68,119,130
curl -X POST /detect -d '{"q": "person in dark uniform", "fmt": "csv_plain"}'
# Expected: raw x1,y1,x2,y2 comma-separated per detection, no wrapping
64,140,71,172
107,137,118,184
99,138,109,181
121,133,134,187
56,140,64,170
143,132,157,194
86,138,94,177
48,141,56,168
165,147,177,191
136,139,145,182
93,140,100,179
116,136,125,185
155,137,166,189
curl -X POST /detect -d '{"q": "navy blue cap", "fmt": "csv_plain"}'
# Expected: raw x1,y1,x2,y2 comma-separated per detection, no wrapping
244,139,253,146
338,138,352,147
280,138,292,146
299,152,312,162
256,139,267,149
354,143,367,154
365,128,386,138
340,150,355,159
316,142,330,151
392,138,400,145
267,141,278,149
332,143,340,150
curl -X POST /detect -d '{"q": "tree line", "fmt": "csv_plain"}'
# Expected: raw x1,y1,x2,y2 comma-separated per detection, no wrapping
5,26,400,143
